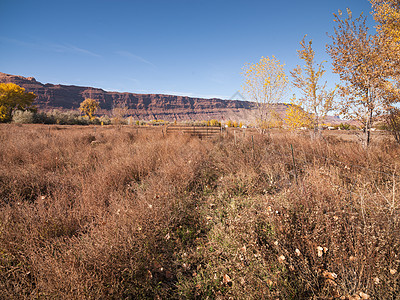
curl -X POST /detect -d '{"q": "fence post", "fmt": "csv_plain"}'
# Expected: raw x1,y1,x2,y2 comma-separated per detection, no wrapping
290,144,298,185
252,135,255,160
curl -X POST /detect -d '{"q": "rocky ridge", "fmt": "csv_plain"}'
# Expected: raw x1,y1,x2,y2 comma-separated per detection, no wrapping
0,72,274,121
1,72,342,124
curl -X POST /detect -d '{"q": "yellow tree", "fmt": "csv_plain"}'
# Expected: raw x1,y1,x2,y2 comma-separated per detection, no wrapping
269,110,284,128
371,0,400,85
291,36,335,135
208,119,220,127
371,0,400,44
284,96,312,130
79,98,100,120
0,83,36,122
327,9,399,146
242,56,288,133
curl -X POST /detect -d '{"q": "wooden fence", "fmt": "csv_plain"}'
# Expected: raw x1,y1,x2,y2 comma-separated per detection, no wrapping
165,125,223,138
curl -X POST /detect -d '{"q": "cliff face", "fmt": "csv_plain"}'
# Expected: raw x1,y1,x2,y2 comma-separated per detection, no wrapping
0,72,289,122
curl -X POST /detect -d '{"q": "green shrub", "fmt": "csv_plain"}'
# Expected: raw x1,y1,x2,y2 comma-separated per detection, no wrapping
339,123,351,130
12,110,35,124
99,115,111,125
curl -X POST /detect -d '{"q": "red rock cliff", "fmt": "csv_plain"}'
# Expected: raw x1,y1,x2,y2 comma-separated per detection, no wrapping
0,72,291,122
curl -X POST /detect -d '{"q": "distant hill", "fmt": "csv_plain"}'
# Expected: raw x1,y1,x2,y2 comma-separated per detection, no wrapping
0,72,259,121
0,72,341,124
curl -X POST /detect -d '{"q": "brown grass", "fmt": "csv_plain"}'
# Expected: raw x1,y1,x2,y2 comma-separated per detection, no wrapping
0,124,399,299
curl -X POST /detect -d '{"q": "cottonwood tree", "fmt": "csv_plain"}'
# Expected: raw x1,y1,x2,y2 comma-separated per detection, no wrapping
371,0,400,44
291,36,335,135
79,98,99,120
327,9,399,146
284,96,312,130
0,83,36,122
242,56,288,132
372,0,400,142
385,107,400,143
111,99,129,125
371,0,400,85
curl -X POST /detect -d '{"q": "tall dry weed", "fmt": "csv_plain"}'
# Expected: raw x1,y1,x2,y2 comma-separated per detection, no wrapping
0,125,399,299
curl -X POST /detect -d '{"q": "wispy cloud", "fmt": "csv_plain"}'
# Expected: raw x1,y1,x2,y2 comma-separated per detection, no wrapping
48,43,101,57
0,36,101,58
116,50,156,68
0,36,38,48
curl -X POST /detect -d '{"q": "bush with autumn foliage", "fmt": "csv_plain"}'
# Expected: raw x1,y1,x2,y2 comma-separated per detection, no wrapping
0,83,36,122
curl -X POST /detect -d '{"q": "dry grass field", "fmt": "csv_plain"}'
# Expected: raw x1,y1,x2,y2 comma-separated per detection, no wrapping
0,124,399,299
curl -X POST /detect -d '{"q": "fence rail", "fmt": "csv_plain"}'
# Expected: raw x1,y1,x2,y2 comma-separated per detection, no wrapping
165,125,222,138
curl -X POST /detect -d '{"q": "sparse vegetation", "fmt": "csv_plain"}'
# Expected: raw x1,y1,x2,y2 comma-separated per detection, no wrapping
0,124,398,299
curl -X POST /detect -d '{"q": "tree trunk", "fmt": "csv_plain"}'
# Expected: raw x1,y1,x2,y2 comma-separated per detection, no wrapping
313,107,320,139
365,107,373,147
365,116,370,147
364,87,373,147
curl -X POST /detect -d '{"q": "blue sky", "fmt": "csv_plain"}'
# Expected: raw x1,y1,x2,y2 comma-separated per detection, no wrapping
0,0,374,101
